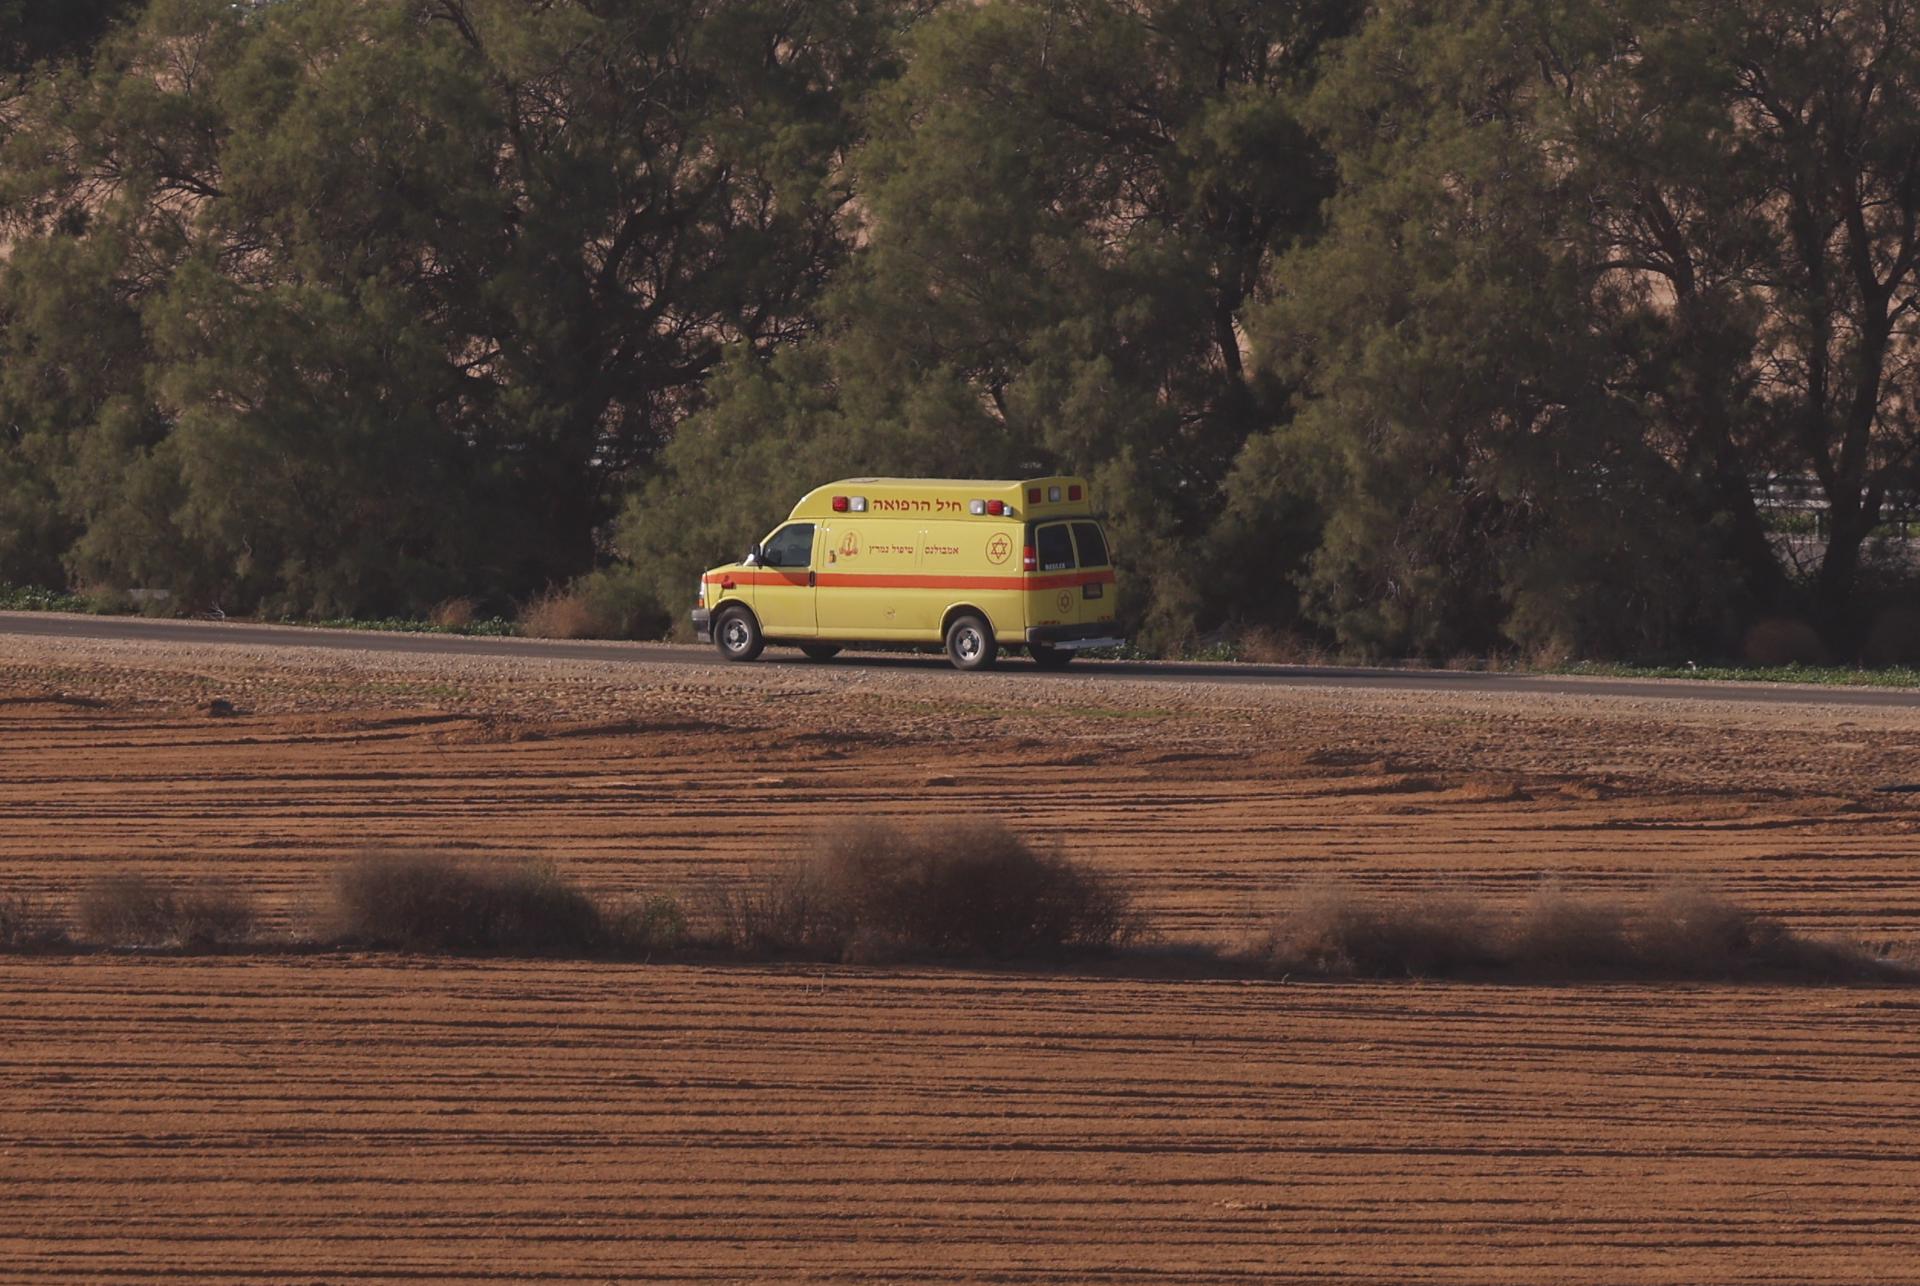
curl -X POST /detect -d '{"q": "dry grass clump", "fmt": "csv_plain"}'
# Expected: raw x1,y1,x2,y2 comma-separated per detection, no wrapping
1232,625,1328,666
328,854,605,953
517,573,667,640
0,893,67,951
517,589,597,640
600,895,688,956
76,874,257,948
1253,884,1907,982
711,819,1137,963
428,596,478,629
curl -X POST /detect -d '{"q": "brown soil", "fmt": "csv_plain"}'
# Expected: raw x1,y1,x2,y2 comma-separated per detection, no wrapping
3,634,1919,1281
7,957,1917,1284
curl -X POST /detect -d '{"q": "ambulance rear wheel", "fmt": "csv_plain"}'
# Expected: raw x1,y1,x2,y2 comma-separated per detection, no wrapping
1029,644,1075,670
799,644,842,662
945,615,997,671
714,607,764,662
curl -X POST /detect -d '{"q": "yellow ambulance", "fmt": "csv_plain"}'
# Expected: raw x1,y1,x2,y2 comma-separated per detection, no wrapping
691,477,1122,669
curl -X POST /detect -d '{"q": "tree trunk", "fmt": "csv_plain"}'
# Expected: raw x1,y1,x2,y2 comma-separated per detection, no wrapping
1716,465,1790,605
1815,499,1867,640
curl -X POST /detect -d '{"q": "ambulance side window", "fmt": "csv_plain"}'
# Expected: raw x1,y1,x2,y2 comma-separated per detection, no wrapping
1071,522,1109,568
1035,523,1076,572
760,523,815,568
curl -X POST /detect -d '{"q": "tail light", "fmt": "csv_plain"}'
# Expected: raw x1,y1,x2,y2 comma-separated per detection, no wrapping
1022,544,1036,571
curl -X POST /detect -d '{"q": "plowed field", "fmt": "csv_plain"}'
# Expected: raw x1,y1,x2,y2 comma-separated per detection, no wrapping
8,958,1919,1284
4,631,1920,1282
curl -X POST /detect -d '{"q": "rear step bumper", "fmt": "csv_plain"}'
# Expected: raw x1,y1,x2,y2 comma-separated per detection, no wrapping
1026,625,1126,651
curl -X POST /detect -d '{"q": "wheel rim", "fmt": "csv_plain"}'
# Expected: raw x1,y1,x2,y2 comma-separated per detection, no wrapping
722,618,749,652
956,627,982,660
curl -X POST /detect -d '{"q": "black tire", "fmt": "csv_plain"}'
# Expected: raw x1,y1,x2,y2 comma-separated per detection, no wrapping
713,606,764,662
1029,643,1075,670
945,614,998,671
799,644,842,662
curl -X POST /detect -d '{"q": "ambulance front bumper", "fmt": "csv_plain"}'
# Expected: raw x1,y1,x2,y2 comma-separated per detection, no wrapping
690,608,712,642
1026,624,1126,651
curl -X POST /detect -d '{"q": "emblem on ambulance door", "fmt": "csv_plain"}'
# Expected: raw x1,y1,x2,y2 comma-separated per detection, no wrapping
986,533,1012,565
839,531,860,559
1057,590,1073,614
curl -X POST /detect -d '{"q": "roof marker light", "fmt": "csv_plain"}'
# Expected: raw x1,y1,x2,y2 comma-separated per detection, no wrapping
849,496,868,512
968,499,987,515
1068,484,1083,501
986,499,1005,516
1048,485,1062,502
831,495,849,512
1028,488,1042,503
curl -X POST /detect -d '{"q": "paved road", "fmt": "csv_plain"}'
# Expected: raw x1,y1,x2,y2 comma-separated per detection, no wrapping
5,609,1918,709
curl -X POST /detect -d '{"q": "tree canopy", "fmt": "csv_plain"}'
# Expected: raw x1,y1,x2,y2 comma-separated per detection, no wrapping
2,0,1916,657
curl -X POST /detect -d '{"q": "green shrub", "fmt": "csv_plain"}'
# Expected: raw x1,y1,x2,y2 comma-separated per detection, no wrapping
1863,607,1920,666
1742,618,1829,666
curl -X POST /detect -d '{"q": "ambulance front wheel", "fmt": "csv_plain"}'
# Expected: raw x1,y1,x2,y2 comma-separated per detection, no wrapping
945,615,998,671
714,607,764,662
800,644,842,662
1029,643,1075,670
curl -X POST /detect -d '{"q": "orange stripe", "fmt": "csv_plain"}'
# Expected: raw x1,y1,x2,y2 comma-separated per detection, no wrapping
703,572,807,588
703,570,1114,591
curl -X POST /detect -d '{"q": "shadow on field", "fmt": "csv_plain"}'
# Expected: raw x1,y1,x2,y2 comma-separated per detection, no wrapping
6,823,1913,984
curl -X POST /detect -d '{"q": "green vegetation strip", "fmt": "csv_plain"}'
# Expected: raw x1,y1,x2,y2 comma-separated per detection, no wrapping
1555,661,1920,690
299,615,517,638
0,586,94,613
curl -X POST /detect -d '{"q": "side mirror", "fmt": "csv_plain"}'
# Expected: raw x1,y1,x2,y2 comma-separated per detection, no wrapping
744,543,763,566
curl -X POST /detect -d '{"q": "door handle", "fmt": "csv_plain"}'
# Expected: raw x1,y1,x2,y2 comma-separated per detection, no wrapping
808,571,816,588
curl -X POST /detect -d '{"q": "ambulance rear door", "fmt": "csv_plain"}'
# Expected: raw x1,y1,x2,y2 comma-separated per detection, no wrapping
1026,519,1117,631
